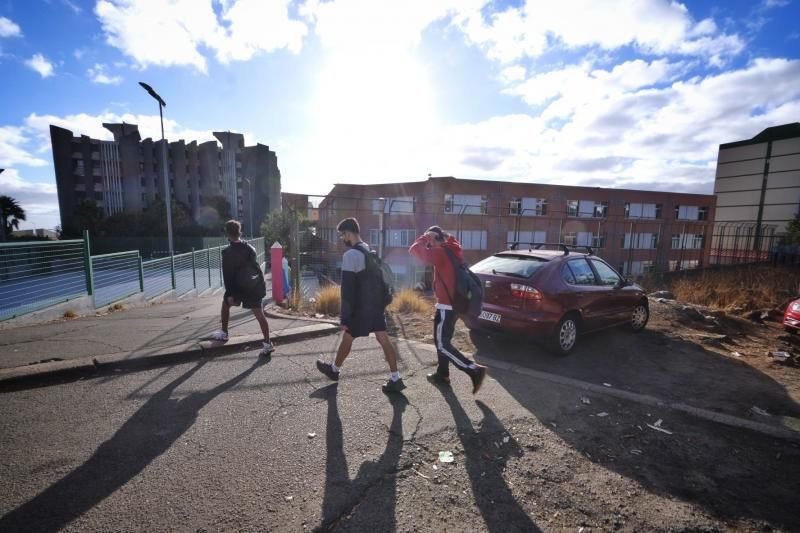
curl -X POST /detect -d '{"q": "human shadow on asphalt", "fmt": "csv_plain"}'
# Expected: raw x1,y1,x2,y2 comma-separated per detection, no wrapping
435,385,542,532
311,384,407,532
468,329,800,529
0,357,267,532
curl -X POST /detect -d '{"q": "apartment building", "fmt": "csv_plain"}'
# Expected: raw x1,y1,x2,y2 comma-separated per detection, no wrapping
50,123,281,236
714,122,800,241
312,176,715,287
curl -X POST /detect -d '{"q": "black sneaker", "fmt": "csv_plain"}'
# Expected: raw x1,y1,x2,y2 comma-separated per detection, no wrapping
426,372,451,387
316,360,339,381
381,378,406,393
470,364,488,394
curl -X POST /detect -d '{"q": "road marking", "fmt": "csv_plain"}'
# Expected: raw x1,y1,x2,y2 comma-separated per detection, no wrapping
404,339,800,443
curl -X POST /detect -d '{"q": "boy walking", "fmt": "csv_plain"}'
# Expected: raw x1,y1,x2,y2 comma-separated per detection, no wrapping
209,220,274,357
409,226,487,393
316,217,405,393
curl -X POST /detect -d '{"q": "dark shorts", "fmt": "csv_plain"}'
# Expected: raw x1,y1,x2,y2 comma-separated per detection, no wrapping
348,312,387,339
225,295,263,310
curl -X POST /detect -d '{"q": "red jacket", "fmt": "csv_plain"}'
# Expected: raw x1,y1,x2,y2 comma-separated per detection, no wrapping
409,234,463,307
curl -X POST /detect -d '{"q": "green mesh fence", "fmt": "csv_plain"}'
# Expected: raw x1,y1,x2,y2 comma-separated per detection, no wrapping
0,239,88,321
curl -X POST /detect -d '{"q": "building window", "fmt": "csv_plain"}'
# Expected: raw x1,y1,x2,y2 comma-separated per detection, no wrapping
367,229,381,246
386,229,416,248
675,205,706,220
510,197,547,216
73,160,85,176
671,234,705,249
507,230,546,247
454,230,487,250
374,196,415,213
565,232,604,248
623,233,658,249
567,200,607,218
625,203,661,219
444,194,488,215
567,200,578,217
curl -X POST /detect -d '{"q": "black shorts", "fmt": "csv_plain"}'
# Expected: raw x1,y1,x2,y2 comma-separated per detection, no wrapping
226,294,263,310
348,312,387,338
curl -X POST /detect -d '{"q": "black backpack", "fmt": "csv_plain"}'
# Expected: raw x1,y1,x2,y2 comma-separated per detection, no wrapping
234,243,266,298
354,245,395,308
441,247,483,317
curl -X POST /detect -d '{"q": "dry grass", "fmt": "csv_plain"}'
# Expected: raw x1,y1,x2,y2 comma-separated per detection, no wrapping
667,265,800,312
388,289,434,314
314,285,341,316
63,309,78,319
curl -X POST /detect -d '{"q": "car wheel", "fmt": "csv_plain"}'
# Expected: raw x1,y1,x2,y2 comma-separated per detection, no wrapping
630,302,649,332
550,314,578,355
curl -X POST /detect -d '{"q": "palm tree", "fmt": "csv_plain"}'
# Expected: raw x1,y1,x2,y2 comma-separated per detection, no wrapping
0,195,27,240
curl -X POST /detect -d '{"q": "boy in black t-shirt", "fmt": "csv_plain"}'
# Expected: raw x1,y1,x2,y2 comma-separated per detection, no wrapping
209,220,274,357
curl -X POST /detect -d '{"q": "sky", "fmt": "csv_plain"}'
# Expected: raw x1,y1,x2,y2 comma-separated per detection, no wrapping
1,0,799,230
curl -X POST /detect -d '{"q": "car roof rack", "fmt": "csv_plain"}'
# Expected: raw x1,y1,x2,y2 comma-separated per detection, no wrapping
506,242,594,256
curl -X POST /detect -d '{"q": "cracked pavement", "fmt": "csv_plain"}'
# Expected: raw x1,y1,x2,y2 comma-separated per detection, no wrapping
2,330,799,531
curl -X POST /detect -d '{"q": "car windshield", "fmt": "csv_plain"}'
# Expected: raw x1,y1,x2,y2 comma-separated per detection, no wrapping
471,254,548,278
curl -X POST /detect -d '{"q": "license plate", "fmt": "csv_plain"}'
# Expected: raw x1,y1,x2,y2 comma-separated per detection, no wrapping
478,310,501,324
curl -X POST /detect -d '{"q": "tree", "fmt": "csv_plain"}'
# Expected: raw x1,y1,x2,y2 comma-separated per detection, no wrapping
260,208,312,257
0,195,27,240
64,199,104,237
786,214,800,245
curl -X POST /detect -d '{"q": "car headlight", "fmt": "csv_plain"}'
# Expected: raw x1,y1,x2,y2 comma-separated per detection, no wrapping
791,302,800,312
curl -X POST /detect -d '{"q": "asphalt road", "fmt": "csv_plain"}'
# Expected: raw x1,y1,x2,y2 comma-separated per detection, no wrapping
2,333,799,531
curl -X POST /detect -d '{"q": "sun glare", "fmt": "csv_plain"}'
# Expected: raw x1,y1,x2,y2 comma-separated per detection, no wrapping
310,49,439,183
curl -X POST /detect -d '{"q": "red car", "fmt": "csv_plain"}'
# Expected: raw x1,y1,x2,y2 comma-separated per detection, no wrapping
464,244,649,354
783,298,800,333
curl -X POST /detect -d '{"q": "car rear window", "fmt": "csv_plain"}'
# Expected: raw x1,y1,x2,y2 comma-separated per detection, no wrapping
471,254,548,278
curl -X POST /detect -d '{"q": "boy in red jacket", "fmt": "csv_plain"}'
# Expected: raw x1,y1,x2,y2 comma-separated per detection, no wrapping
409,226,487,393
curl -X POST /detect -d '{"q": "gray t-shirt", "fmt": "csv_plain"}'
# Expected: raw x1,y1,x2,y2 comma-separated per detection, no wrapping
342,242,368,273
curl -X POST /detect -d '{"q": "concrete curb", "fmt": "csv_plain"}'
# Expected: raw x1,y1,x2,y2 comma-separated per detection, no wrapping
0,322,339,389
404,339,800,443
264,305,339,325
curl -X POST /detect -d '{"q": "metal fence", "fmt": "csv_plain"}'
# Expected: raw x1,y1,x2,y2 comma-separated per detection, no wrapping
0,234,266,322
0,239,88,320
92,251,142,307
286,193,793,291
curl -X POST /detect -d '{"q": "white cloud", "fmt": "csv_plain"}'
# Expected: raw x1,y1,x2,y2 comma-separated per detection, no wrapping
60,0,82,14
504,59,687,119
24,54,55,78
0,168,60,230
0,127,49,167
0,16,21,38
454,0,744,65
95,0,308,72
287,57,800,197
87,63,123,85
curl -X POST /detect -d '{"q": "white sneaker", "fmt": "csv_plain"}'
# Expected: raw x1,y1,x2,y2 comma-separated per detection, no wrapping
260,341,275,357
210,330,229,342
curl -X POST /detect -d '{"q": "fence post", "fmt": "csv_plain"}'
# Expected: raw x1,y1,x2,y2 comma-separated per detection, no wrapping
207,248,212,288
138,255,144,293
191,247,197,288
170,254,176,289
82,230,94,296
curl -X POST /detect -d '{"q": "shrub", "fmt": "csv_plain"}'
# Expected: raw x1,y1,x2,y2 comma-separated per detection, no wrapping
315,285,341,316
63,309,77,319
388,289,433,314
668,265,800,311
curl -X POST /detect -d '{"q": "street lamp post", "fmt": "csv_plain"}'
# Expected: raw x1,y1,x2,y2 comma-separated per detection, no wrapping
244,177,253,238
0,169,5,242
138,82,174,256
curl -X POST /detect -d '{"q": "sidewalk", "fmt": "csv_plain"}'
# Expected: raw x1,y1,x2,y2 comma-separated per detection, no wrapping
0,294,338,383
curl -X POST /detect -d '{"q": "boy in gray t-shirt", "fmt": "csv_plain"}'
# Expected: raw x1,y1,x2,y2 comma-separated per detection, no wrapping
316,217,405,393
